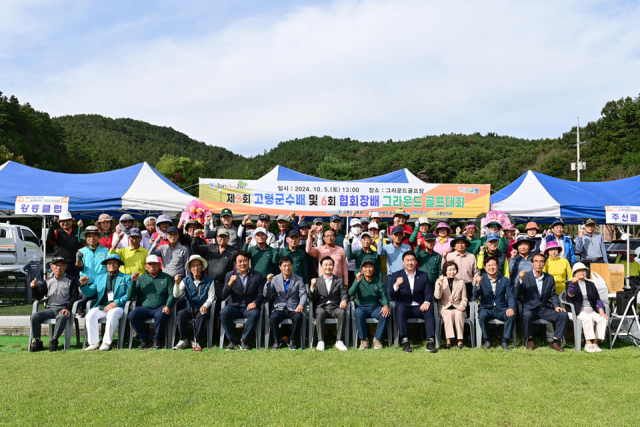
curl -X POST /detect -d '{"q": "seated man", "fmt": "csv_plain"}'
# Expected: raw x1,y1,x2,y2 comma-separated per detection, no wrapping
473,256,515,350
173,255,215,351
127,255,175,350
81,254,132,351
388,251,437,353
264,256,306,350
29,257,79,352
309,256,348,351
220,250,265,350
516,253,568,351
349,257,390,350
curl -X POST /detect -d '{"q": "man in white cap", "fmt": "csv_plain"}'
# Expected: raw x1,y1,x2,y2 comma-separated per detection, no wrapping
369,211,382,226
274,212,298,247
127,255,175,349
239,213,276,248
344,218,364,285
47,212,83,279
409,217,431,251
243,227,278,278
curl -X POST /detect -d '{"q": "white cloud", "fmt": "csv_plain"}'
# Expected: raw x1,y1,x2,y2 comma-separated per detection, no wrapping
8,0,640,155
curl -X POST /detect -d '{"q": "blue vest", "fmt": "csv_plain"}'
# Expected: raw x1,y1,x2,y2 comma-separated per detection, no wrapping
183,275,214,310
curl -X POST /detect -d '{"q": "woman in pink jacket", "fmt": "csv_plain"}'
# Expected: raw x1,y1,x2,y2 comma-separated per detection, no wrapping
433,222,453,256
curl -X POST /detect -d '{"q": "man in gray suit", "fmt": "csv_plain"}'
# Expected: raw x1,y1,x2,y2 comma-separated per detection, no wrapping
309,256,348,351
264,256,307,350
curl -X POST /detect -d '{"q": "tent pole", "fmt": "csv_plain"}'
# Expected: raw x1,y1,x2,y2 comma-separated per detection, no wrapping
42,216,47,277
627,225,630,281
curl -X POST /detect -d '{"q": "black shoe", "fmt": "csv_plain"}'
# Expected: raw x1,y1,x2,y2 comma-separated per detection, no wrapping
138,340,152,350
272,341,281,350
402,339,412,353
287,340,297,351
75,310,86,319
153,341,163,350
225,340,237,351
48,338,59,352
445,343,452,350
239,339,251,351
426,339,438,353
457,343,465,350
30,338,44,352
501,341,510,350
483,340,492,350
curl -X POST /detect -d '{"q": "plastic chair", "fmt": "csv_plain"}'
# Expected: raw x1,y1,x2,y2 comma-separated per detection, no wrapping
560,290,611,351
434,301,477,348
264,302,306,349
517,302,556,346
474,306,517,348
350,301,392,348
390,301,425,346
83,300,131,350
171,299,218,349
127,301,177,349
218,298,263,349
308,299,350,348
28,298,82,350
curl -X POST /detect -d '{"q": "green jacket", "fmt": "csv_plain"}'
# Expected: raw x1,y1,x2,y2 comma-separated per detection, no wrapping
243,243,278,278
273,246,309,284
346,246,382,281
127,271,174,309
416,248,442,284
467,237,483,256
348,277,389,307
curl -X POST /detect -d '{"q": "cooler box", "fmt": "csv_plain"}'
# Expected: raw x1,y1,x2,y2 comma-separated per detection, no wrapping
591,263,624,293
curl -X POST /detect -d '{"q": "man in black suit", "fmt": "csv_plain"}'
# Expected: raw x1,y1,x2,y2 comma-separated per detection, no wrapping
309,256,348,351
388,251,437,353
515,252,568,351
220,250,265,350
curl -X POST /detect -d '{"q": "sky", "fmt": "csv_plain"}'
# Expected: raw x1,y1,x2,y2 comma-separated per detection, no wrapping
1,0,639,156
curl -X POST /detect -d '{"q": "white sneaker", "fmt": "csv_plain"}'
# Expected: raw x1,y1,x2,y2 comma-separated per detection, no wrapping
316,341,325,351
173,340,190,350
99,342,111,351
335,340,348,351
585,344,597,353
84,344,100,351
594,344,603,352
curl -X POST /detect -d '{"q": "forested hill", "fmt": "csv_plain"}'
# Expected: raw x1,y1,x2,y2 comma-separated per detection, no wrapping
1,89,639,195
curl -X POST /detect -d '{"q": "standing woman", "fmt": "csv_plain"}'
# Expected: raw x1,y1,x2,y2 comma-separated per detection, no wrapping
433,222,453,256
542,241,572,295
566,263,608,353
504,224,518,259
434,261,468,349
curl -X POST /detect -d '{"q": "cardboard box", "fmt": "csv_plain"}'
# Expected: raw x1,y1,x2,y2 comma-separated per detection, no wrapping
591,263,625,293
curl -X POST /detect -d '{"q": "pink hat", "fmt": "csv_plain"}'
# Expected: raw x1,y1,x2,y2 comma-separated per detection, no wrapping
503,223,516,231
544,240,563,255
434,222,452,235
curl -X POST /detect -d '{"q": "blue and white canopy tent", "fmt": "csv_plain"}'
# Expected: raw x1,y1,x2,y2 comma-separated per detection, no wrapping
0,161,194,219
490,170,640,223
258,165,427,184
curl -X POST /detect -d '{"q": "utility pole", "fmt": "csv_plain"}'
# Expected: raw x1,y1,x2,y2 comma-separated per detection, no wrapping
577,117,581,182
571,117,587,181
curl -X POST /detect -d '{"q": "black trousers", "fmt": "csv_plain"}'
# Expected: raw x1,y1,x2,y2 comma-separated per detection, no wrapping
522,306,568,340
270,309,303,345
177,308,210,343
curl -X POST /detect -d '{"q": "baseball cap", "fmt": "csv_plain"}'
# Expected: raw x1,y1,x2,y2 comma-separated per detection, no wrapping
220,208,233,217
51,256,67,265
277,214,290,222
422,232,436,240
330,214,341,222
313,218,324,225
166,226,179,234
146,255,161,264
417,217,429,225
486,232,500,242
254,227,267,235
298,220,311,228
368,222,379,229
350,218,361,226
129,228,142,237
392,226,404,235
58,212,74,221
361,232,372,239
287,229,300,238
370,212,381,219
361,256,375,266
258,213,271,221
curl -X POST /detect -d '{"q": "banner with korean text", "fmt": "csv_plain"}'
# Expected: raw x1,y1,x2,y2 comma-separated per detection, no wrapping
606,206,640,225
14,196,69,216
199,178,490,218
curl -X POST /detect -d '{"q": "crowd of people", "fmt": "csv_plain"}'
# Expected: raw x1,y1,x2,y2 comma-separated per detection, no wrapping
29,208,618,354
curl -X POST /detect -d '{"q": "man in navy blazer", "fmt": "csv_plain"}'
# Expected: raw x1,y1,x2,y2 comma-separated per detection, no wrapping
515,252,568,351
387,251,437,353
264,256,307,350
473,256,515,350
221,250,265,350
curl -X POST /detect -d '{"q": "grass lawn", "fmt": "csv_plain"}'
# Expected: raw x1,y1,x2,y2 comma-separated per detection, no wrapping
1,335,639,426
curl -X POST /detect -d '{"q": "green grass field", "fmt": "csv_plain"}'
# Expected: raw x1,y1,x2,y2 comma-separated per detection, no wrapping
1,335,639,426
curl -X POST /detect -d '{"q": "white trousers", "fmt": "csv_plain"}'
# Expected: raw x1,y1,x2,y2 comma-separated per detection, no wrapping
578,311,607,341
86,306,124,345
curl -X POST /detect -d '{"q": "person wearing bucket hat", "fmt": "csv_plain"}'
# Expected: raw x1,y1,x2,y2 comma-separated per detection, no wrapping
575,219,608,267
172,255,214,351
508,236,535,285
480,219,509,253
127,255,176,350
81,254,132,351
416,233,442,286
516,252,568,352
204,208,242,250
461,221,482,255
477,232,509,277
539,218,576,266
347,231,382,282
409,217,431,252
542,241,572,295
369,211,381,225
566,263,608,352
47,211,83,280
524,222,542,255
76,226,109,285
108,228,149,276
385,209,413,248
349,256,390,350
92,214,116,248
272,229,309,285
444,235,480,301
150,214,174,250
433,222,454,256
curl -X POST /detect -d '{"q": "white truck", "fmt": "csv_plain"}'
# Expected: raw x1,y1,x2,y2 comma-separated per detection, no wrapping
0,222,43,265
